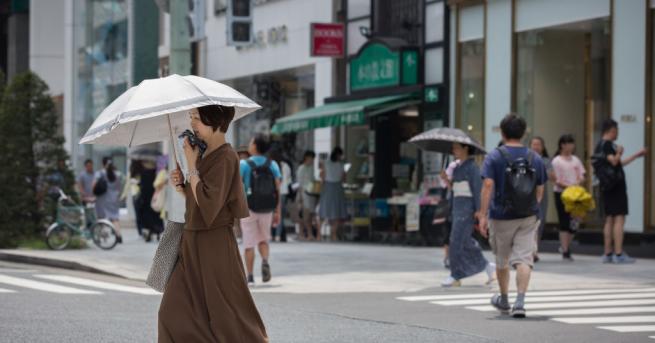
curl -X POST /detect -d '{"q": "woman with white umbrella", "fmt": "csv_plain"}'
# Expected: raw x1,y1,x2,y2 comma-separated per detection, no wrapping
80,75,267,342
158,104,268,342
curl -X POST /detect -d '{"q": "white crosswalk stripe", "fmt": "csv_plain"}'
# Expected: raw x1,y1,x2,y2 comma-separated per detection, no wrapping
397,287,655,341
467,299,655,311
597,325,655,333
531,306,655,316
0,273,160,296
553,316,655,324
397,287,655,302
34,274,160,295
0,274,102,294
434,292,655,306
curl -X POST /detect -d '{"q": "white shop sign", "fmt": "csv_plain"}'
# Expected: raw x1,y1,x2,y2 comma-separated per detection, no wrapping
237,25,288,51
406,194,420,232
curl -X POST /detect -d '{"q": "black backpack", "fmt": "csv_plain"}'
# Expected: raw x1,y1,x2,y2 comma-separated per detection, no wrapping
591,140,624,192
498,147,538,218
246,159,278,212
93,174,108,196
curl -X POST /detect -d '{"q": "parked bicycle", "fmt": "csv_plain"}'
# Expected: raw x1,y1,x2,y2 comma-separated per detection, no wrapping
45,188,118,250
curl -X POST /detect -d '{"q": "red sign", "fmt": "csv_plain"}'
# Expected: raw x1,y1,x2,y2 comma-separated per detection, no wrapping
310,23,345,57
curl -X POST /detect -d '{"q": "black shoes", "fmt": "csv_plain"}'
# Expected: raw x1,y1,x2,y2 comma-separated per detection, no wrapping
262,262,271,283
511,305,526,318
490,294,510,315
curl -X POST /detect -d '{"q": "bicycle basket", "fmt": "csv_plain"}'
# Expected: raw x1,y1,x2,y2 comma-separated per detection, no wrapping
57,205,84,226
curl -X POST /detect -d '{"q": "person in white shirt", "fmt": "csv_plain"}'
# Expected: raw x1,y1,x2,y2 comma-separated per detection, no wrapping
270,148,292,242
552,134,586,261
319,147,348,241
296,150,318,240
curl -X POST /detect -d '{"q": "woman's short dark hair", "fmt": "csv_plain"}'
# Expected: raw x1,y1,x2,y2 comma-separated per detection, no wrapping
330,147,344,162
252,133,271,154
84,159,93,166
303,150,316,161
601,118,618,134
500,113,527,140
268,148,283,163
197,105,235,133
130,160,144,177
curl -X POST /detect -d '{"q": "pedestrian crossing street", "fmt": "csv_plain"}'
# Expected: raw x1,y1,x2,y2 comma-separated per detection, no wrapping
397,287,655,340
0,273,160,295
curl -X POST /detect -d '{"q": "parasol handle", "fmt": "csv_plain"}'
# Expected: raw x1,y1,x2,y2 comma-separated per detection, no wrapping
441,154,450,171
167,114,185,189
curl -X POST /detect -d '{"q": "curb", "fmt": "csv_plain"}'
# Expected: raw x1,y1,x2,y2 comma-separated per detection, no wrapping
0,251,129,280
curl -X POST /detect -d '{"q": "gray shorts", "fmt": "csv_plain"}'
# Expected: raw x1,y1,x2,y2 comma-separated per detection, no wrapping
489,216,539,269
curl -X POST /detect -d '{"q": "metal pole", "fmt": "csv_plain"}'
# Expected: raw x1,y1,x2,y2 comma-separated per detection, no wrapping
165,0,192,223
169,0,192,76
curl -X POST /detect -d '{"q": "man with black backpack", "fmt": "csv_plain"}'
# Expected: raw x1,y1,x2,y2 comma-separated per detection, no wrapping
478,114,546,318
240,134,282,285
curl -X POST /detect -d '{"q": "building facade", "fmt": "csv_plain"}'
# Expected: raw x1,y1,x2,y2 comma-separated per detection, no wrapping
30,0,159,173
449,0,654,233
156,0,338,163
263,0,450,240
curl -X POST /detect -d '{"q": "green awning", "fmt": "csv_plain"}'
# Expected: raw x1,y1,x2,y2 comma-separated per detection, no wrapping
271,94,419,134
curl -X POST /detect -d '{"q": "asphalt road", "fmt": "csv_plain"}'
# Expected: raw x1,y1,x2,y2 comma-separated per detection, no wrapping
1,242,654,342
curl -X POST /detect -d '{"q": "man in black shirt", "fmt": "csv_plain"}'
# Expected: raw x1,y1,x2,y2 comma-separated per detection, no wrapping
595,119,646,264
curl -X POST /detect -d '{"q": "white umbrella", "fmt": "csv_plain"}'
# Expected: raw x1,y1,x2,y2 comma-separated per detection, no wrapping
79,74,261,147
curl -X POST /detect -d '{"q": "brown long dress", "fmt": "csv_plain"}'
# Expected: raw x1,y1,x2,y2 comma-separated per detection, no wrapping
158,144,268,343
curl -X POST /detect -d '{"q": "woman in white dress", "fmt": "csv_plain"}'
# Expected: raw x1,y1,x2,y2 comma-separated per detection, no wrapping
319,147,348,241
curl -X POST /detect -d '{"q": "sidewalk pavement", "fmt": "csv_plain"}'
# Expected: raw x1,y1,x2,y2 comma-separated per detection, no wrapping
1,225,655,293
0,227,155,280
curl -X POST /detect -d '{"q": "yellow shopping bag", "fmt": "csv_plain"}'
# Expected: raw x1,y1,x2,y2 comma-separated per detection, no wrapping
561,185,596,218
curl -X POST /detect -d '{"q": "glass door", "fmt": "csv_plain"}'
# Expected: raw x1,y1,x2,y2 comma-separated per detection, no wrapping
515,18,611,227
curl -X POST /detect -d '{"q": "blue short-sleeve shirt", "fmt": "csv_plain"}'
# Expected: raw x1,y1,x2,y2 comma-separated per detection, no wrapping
481,146,546,220
239,156,282,192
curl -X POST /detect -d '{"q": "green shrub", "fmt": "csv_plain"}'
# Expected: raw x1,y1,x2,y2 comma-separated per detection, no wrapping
0,72,76,248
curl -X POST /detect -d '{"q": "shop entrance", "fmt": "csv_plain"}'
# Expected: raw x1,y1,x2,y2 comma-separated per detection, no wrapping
226,65,315,164
515,18,610,227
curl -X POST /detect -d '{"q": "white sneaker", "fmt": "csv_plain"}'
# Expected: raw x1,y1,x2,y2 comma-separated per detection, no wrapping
485,263,497,285
441,275,461,288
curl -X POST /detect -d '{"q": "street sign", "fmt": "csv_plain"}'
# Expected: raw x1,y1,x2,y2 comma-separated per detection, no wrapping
402,50,418,85
350,42,419,92
310,23,345,57
424,86,439,103
350,43,400,91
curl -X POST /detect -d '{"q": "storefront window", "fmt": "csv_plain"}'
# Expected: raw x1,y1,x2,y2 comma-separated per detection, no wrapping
457,39,485,144
517,18,609,164
73,0,129,171
228,66,316,164
516,18,610,225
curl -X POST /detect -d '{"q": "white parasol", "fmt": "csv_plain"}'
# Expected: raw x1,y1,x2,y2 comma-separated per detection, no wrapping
80,74,260,147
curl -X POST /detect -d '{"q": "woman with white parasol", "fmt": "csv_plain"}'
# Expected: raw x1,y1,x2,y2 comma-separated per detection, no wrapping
81,75,267,342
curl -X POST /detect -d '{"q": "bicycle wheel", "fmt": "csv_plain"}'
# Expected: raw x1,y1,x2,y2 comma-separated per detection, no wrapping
91,222,118,250
46,224,73,250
